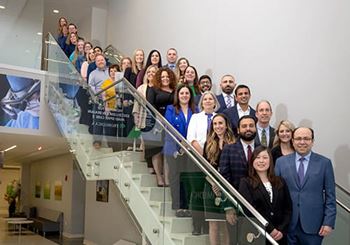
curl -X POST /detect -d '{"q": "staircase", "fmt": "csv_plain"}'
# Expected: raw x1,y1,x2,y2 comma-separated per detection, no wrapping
44,32,278,245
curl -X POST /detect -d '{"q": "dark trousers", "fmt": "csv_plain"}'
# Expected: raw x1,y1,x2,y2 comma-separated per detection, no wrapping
288,219,323,245
167,154,188,210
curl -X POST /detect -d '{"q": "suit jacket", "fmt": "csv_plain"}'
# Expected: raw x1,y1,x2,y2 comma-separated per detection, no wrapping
163,105,197,155
239,177,292,236
275,152,336,234
219,141,249,190
223,105,256,137
254,126,276,148
216,94,236,113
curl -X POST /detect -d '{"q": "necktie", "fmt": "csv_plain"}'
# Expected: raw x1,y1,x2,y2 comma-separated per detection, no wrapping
206,113,213,132
226,95,232,108
261,129,267,147
298,157,305,184
247,145,252,163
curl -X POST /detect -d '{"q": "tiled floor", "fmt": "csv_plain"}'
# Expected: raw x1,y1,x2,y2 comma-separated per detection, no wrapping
0,215,83,245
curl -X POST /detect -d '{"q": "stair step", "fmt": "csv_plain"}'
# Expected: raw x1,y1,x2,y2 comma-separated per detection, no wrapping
160,216,192,233
140,187,171,202
115,151,144,163
132,174,157,187
124,162,149,175
170,233,209,245
149,201,175,217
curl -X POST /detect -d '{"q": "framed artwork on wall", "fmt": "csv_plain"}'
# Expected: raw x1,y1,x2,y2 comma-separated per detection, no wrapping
44,183,51,200
54,181,62,201
96,180,109,202
35,182,41,198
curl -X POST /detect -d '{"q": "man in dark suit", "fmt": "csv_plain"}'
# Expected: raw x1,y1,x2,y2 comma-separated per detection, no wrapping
194,75,212,105
216,74,236,113
254,100,275,148
275,127,336,245
164,48,178,70
219,115,257,245
223,84,256,137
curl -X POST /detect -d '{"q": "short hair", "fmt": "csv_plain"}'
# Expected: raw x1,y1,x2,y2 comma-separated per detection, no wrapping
199,75,212,83
237,115,257,128
221,74,235,81
256,100,272,111
167,48,177,54
235,84,251,96
94,46,103,53
94,53,105,60
198,91,220,112
109,64,120,73
292,127,314,140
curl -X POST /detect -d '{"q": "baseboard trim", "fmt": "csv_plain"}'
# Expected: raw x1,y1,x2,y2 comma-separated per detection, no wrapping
83,239,99,245
62,232,84,239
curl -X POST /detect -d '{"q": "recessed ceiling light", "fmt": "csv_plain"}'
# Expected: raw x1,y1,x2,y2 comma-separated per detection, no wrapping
38,146,42,151
4,145,17,152
53,9,59,14
0,5,5,9
37,32,42,36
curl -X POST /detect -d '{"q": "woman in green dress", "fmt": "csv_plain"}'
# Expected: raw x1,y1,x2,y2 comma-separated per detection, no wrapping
203,114,235,245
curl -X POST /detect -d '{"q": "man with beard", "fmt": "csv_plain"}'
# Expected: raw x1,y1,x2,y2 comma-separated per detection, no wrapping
223,84,256,137
194,75,212,105
254,100,276,148
219,115,257,245
216,74,236,113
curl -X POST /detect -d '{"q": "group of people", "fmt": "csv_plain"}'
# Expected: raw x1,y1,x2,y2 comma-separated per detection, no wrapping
56,17,337,245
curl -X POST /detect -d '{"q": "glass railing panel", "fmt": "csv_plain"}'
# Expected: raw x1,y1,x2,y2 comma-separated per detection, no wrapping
106,78,277,245
324,184,350,244
0,0,43,69
104,45,124,65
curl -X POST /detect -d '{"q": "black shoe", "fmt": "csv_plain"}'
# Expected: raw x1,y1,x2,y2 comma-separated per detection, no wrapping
183,209,192,217
175,209,185,217
192,226,201,236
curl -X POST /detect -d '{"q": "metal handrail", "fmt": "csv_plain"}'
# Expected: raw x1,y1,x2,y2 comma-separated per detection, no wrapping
336,183,350,213
336,183,350,196
91,78,280,245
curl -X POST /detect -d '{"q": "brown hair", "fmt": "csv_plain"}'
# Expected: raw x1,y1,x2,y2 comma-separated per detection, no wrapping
205,114,236,165
173,84,196,114
152,67,177,91
248,146,283,189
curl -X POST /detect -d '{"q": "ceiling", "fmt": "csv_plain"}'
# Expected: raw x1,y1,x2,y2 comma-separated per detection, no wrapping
0,132,69,166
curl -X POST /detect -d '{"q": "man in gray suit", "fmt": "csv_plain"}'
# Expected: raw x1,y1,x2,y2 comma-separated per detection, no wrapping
275,127,336,245
254,100,275,148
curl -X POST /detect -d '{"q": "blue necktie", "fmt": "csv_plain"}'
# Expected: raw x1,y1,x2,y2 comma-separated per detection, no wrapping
226,95,232,108
298,157,305,184
206,113,213,132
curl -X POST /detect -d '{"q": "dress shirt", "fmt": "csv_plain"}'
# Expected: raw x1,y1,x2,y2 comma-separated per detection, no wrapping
222,92,235,108
295,152,311,176
88,67,109,94
257,124,271,146
240,139,254,162
237,103,251,119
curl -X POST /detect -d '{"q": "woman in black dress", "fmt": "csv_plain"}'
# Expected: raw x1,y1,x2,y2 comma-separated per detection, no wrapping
203,114,235,244
239,146,292,245
146,67,176,186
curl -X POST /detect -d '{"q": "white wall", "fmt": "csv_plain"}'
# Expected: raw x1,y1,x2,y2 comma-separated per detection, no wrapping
84,181,142,245
0,168,20,212
27,154,85,236
107,0,350,189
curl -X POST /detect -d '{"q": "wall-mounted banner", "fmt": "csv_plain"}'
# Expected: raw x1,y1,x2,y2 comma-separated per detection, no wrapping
0,74,40,129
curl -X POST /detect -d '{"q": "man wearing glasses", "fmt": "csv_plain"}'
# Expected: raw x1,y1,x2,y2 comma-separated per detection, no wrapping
275,127,336,245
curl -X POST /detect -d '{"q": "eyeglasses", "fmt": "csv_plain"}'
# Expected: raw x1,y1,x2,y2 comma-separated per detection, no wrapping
293,137,312,142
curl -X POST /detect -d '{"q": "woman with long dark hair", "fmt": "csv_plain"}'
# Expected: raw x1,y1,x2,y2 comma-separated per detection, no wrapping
239,146,292,245
136,49,162,88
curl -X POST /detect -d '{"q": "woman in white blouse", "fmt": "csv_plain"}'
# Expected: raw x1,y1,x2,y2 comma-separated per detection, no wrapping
186,90,220,235
187,91,220,155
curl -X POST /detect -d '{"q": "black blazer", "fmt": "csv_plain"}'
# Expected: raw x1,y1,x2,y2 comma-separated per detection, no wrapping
238,177,292,243
124,67,138,87
254,126,276,149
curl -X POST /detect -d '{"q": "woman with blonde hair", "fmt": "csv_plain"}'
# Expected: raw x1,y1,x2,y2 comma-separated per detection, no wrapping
124,49,145,87
271,120,295,163
175,57,190,84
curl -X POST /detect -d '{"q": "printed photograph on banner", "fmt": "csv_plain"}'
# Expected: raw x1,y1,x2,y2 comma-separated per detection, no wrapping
0,74,40,129
96,180,109,202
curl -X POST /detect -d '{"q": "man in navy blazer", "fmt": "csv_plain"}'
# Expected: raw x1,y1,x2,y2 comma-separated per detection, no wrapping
216,74,236,113
254,100,275,148
223,84,256,137
275,127,336,245
219,115,257,245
